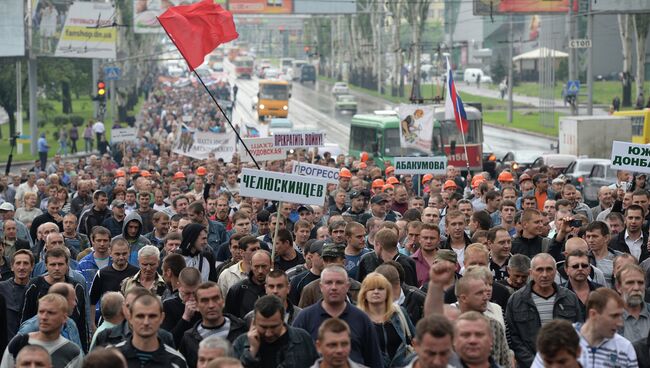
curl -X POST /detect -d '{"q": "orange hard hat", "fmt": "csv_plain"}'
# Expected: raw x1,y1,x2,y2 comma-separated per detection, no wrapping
471,176,486,189
385,166,395,175
115,169,126,178
196,166,207,176
360,152,369,163
422,174,434,184
359,162,367,169
173,171,186,180
386,176,399,185
382,184,394,191
372,179,385,189
497,171,514,182
339,168,352,178
129,166,139,174
443,180,458,190
140,170,151,177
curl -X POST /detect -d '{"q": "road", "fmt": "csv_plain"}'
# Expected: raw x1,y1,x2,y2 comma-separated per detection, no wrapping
226,61,556,159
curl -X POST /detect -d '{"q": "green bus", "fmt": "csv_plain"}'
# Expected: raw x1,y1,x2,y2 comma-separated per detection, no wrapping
349,107,484,171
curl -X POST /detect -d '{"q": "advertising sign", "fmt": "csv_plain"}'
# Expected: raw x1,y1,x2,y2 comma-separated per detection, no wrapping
291,161,340,184
134,0,197,34
173,130,236,160
240,168,328,206
474,0,578,16
110,127,137,144
228,0,293,14
398,104,435,154
0,0,25,57
394,156,447,175
610,141,650,174
241,137,286,162
273,131,325,149
54,2,117,59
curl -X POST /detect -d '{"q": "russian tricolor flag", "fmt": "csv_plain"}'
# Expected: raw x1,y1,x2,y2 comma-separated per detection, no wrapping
445,58,469,135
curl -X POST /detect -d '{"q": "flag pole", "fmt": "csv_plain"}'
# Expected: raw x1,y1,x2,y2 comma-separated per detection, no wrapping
446,56,472,175
270,202,282,270
158,18,261,171
458,116,471,175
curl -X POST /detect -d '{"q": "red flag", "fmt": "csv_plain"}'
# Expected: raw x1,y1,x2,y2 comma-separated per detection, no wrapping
158,0,238,71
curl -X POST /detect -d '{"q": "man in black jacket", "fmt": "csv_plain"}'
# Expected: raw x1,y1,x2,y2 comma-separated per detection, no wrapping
376,261,425,323
357,228,417,286
77,190,110,237
511,208,549,259
609,204,649,263
162,267,202,347
29,199,64,243
179,281,247,368
224,250,271,318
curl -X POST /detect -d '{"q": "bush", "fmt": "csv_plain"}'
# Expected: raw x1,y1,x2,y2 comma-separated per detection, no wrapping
69,115,84,127
53,115,69,128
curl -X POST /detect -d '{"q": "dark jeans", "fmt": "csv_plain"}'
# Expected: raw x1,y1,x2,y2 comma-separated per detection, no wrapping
70,138,77,153
39,151,47,170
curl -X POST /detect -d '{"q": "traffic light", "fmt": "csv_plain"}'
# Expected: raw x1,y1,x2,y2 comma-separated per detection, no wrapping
96,81,106,101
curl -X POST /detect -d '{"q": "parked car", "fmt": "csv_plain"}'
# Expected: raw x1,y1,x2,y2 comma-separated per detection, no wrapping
269,118,293,136
530,154,578,173
334,95,358,114
500,150,545,174
564,158,611,191
581,162,618,207
263,68,280,79
331,82,350,95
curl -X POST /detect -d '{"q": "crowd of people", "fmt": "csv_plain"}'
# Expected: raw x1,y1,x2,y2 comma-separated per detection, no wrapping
0,80,648,368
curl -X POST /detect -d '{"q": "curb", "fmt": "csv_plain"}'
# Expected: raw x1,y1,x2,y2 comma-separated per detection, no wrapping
483,122,557,139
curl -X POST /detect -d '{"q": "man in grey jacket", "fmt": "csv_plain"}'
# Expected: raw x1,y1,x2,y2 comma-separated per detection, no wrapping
505,253,583,368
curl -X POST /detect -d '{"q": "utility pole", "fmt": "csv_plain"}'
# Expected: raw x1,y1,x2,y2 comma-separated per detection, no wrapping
507,15,514,124
586,1,593,115
16,61,22,154
568,0,578,115
377,9,383,94
27,0,38,156
92,59,99,119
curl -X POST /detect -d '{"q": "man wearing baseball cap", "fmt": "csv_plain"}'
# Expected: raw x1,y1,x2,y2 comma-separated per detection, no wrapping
359,194,397,225
341,190,369,224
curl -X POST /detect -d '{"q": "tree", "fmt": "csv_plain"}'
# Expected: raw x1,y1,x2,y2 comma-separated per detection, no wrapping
634,14,650,100
0,58,23,138
492,53,506,85
386,0,403,97
405,0,430,100
618,14,634,107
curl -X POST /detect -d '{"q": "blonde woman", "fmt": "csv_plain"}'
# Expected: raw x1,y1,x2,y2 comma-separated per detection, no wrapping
14,192,42,227
357,272,415,367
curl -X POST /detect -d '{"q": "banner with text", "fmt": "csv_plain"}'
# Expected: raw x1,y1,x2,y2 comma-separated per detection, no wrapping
54,2,117,59
173,130,235,160
110,127,137,144
273,131,325,149
291,161,340,184
241,137,286,162
610,141,650,174
398,104,434,154
394,156,448,175
240,168,328,206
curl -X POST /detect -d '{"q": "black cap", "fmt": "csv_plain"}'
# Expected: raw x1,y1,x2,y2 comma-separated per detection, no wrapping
297,205,314,214
307,240,323,255
371,194,388,205
322,242,345,258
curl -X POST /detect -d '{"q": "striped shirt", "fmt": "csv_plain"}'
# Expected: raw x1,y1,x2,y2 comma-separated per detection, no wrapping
197,317,231,340
531,322,638,368
532,291,556,325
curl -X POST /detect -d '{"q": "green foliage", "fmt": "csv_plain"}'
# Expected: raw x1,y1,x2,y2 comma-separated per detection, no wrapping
492,54,506,85
557,59,568,81
70,115,84,127
53,115,69,128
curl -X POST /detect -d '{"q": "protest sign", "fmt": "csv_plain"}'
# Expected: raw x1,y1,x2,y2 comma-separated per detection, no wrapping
291,161,340,184
240,168,328,206
241,137,286,162
110,127,137,144
394,156,447,175
273,131,325,148
610,141,650,174
173,130,235,160
398,104,434,154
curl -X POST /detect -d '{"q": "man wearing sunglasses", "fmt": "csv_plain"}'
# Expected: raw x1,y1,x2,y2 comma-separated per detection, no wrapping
563,249,604,317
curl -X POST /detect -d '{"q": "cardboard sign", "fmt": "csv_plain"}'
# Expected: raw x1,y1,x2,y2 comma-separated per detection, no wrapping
394,156,448,175
291,160,340,184
241,137,286,163
110,127,137,144
611,141,650,174
398,104,434,153
173,131,235,160
272,131,325,148
240,168,328,206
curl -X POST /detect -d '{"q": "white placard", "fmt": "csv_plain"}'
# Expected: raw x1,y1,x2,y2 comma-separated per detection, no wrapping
54,2,117,59
291,161,340,184
610,141,650,174
110,127,137,144
272,131,325,148
394,156,448,175
241,137,286,163
173,131,235,160
240,168,328,206
398,104,435,153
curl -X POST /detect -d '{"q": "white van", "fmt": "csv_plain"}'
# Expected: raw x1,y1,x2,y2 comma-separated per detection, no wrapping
463,68,492,84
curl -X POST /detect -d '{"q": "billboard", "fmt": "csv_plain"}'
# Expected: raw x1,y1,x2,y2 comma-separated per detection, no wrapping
592,1,650,14
134,0,195,34
474,0,578,16
0,0,25,57
54,2,117,59
228,0,293,14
